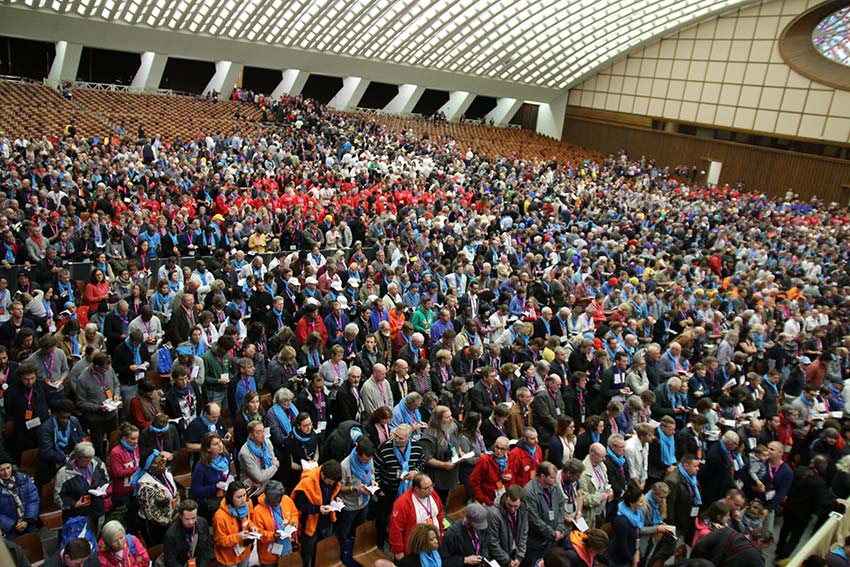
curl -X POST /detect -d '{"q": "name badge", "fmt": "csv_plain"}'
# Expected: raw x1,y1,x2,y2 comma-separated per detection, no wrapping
548,510,555,521
26,417,41,430
765,490,776,501
269,543,284,555
555,407,561,415
690,506,699,517
220,373,229,383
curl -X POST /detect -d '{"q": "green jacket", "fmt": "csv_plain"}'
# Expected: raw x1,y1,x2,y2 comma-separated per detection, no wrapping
201,348,233,391
411,306,434,334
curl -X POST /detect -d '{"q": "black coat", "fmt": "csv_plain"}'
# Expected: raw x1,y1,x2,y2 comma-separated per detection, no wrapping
439,519,490,567
162,515,214,567
331,381,362,426
699,442,737,505
6,382,50,453
664,468,697,543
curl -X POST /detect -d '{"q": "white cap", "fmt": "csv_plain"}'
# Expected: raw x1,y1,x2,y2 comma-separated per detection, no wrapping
288,277,301,287
331,281,343,291
305,276,318,285
348,279,360,288
368,294,379,303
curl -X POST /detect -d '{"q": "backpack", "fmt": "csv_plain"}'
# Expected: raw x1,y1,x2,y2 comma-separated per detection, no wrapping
158,347,174,374
60,516,99,555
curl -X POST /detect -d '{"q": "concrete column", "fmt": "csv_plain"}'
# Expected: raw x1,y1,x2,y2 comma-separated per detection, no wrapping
46,41,82,88
536,91,568,139
439,91,476,121
270,69,308,98
384,84,425,115
328,76,370,110
130,52,168,93
204,60,244,101
485,97,522,126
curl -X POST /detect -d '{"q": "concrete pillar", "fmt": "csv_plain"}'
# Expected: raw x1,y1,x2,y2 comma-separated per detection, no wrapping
439,91,476,121
485,98,522,126
270,69,308,98
384,84,425,115
328,76,370,110
46,41,82,88
130,52,168,93
204,60,244,101
536,91,568,139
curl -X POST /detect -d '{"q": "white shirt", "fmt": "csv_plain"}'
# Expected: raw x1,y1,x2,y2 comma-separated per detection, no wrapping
624,435,648,483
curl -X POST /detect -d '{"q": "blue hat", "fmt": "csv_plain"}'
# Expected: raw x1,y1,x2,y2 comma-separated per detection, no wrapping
176,344,193,356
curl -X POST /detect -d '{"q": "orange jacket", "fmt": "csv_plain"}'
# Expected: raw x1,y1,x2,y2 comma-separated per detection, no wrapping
213,498,255,566
389,309,406,340
292,465,341,536
252,493,300,565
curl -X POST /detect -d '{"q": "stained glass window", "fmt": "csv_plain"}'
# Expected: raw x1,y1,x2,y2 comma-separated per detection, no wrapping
812,6,850,66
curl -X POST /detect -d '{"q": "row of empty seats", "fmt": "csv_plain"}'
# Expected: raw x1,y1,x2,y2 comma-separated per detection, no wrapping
0,80,600,165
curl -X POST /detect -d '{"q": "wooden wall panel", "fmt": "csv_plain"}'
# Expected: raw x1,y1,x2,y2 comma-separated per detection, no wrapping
562,117,850,203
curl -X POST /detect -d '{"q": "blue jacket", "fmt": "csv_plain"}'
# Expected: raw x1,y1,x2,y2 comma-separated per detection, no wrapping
38,416,86,469
0,472,39,536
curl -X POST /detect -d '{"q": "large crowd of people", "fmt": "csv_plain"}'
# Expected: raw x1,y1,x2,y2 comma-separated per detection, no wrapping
0,88,848,567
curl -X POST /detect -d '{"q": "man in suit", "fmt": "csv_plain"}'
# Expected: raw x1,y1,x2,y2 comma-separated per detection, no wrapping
665,454,702,544
531,374,565,451
699,430,741,505
604,434,630,520
469,368,500,418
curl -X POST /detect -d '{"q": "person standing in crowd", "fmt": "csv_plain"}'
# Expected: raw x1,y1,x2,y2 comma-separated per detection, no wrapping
162,499,215,567
389,473,445,561
213,481,256,567
398,523,442,567
470,435,513,506
488,484,529,567
37,398,85,486
96,520,150,567
439,503,491,567
580,443,613,528
337,438,376,541
665,454,702,545
238,420,279,495
292,459,342,567
524,462,566,567
252,480,299,567
374,424,425,549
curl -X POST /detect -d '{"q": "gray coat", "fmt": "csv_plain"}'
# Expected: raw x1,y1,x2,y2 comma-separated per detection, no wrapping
75,366,120,422
238,439,279,494
420,428,460,491
488,495,529,567
523,478,566,553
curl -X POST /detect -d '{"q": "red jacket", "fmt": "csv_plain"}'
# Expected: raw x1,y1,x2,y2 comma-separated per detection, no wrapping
469,453,514,506
389,487,444,556
508,444,543,487
108,443,139,498
295,315,329,347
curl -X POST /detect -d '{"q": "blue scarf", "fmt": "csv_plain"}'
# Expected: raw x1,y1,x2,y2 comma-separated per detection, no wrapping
677,463,702,505
393,440,413,497
200,414,218,433
119,439,137,455
646,492,663,526
228,502,249,521
58,280,75,303
419,551,442,567
719,438,744,472
247,438,273,468
666,385,685,409
210,454,230,473
831,547,849,562
659,429,676,466
293,429,315,444
348,449,373,502
494,454,508,473
69,334,80,356
130,449,160,495
617,500,645,529
606,447,625,468
149,422,169,434
125,337,141,365
272,403,298,436
590,432,600,443
54,416,72,452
